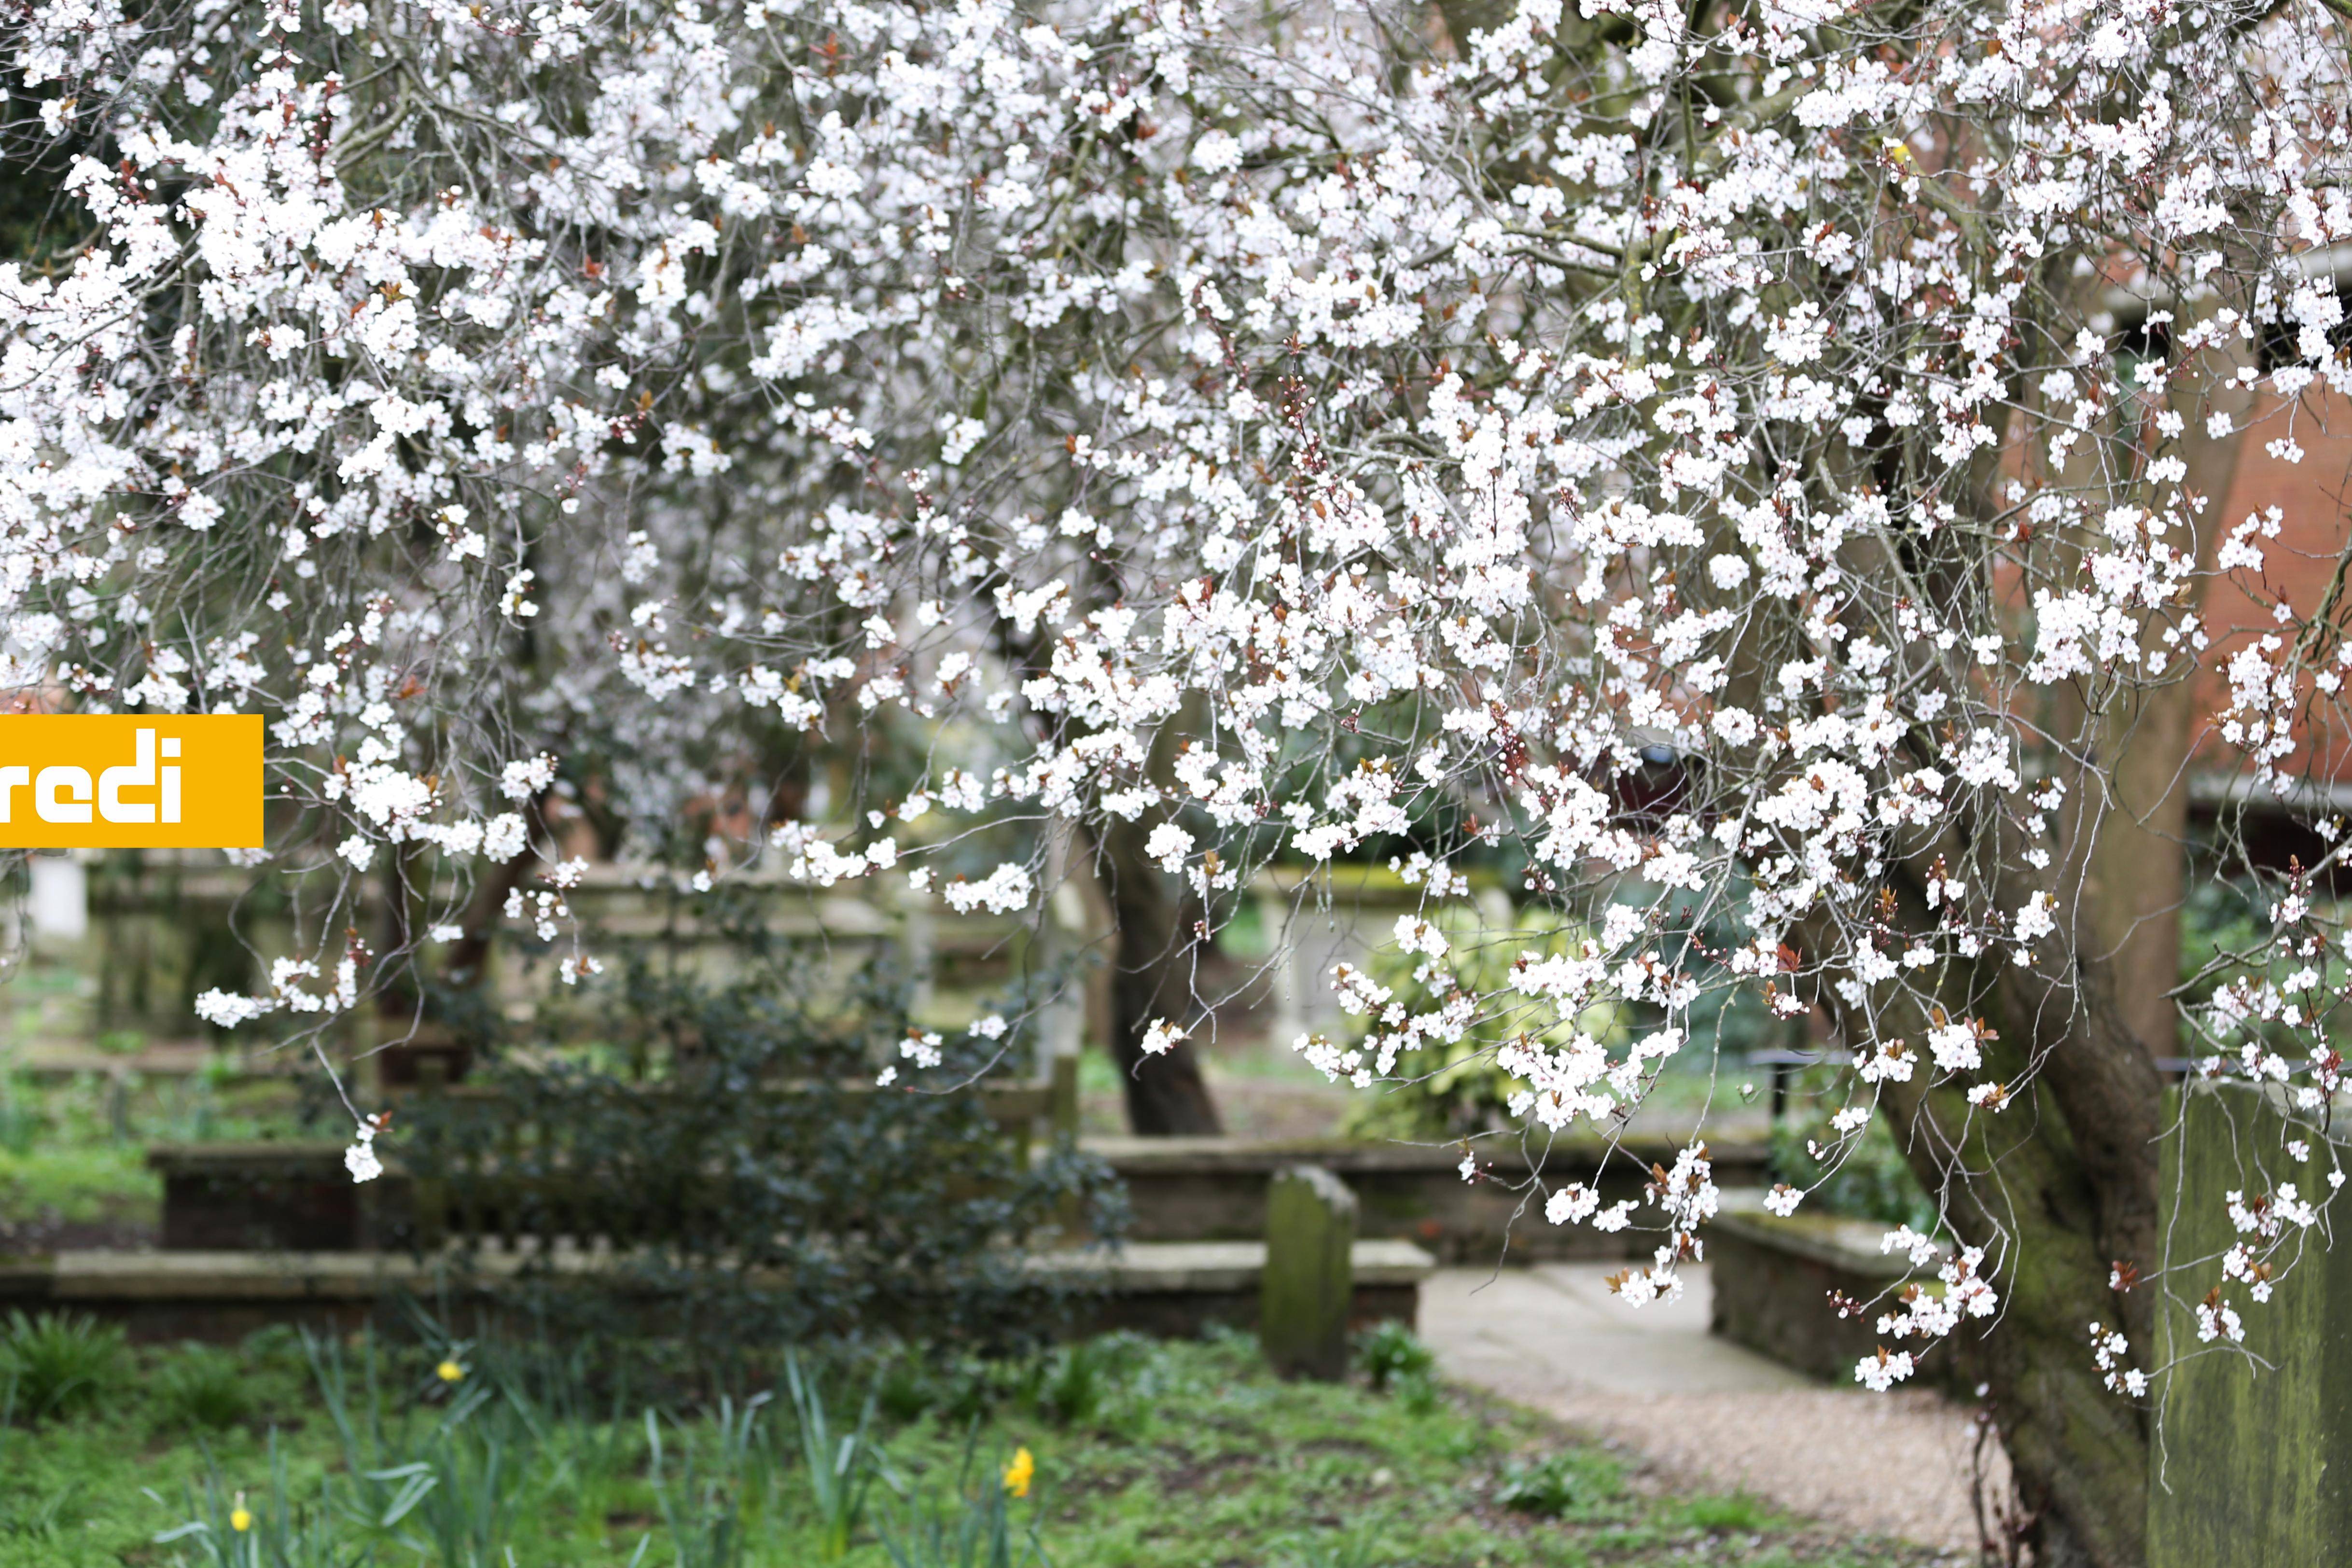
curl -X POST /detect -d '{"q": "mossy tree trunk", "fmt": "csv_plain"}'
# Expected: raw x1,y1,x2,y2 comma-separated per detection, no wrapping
1801,273,2254,1568
1841,940,2161,1568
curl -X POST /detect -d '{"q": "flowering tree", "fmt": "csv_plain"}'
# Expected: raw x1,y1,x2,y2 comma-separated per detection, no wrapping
9,0,2352,1557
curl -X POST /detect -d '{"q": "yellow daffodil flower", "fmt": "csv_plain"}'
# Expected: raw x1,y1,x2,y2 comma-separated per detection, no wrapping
436,1359,466,1383
1002,1446,1035,1498
230,1492,252,1533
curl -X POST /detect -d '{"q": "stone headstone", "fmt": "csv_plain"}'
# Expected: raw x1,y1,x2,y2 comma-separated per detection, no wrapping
2147,1081,2352,1564
1262,1164,1357,1380
28,853,88,945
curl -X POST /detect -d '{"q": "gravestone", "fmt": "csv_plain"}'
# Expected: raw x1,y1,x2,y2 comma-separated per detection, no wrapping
1261,1165,1356,1380
28,853,87,946
2146,1081,2352,1565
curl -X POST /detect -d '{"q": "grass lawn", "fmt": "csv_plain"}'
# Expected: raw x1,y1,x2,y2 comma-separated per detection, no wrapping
0,1318,1932,1568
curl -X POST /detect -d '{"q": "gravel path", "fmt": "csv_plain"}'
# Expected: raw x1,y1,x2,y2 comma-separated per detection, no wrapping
1421,1262,2004,1559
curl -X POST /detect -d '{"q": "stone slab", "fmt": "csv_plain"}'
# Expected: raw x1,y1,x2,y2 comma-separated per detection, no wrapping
2147,1082,2352,1567
1706,1211,1964,1389
0,1238,1436,1343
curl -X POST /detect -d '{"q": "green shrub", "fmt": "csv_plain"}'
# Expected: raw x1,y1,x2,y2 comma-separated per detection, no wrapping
1354,1321,1435,1392
401,895,1127,1362
296,1328,541,1567
0,1310,125,1422
151,1344,255,1431
154,1435,347,1568
875,1346,1001,1428
1768,1113,1937,1232
1337,904,1624,1138
647,1396,769,1568
1493,1449,1624,1517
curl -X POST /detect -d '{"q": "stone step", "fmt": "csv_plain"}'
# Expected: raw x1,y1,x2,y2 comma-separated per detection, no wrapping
0,1238,1436,1344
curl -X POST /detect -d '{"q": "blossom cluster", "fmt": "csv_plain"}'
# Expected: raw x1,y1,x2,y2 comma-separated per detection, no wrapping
6,0,2352,1394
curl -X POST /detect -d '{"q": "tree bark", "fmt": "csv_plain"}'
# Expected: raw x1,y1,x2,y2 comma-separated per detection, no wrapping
1832,663,2170,1566
2081,297,2258,1061
1823,282,2253,1567
1819,862,2160,1568
1914,987,2157,1568
1083,809,1223,1135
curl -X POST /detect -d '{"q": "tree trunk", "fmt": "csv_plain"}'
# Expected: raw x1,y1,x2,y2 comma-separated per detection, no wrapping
2086,675,2203,1063
1083,810,1223,1136
1823,888,2158,1568
1818,280,2254,1566
2081,298,2257,1062
1917,993,2157,1568
1973,298,2253,1561
1834,682,2170,1565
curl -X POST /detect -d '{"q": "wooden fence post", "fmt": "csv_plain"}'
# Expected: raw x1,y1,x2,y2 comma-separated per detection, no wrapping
1262,1165,1356,1380
2147,1080,2352,1564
